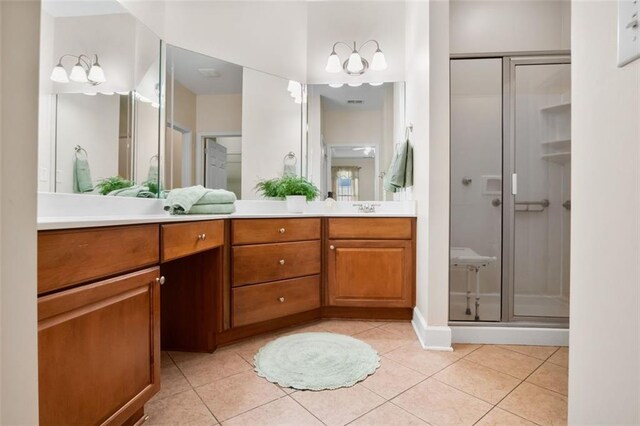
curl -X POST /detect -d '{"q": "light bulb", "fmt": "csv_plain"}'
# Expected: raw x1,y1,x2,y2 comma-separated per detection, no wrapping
325,52,342,73
69,63,88,83
347,51,364,73
50,64,69,83
287,80,301,93
348,82,362,87
371,49,387,71
329,83,344,88
83,92,97,96
88,64,106,83
369,82,384,86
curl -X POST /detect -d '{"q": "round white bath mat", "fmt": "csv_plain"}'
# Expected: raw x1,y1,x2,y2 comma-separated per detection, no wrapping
254,332,380,391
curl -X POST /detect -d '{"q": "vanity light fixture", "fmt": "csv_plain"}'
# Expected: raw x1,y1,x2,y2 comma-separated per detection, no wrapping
329,83,344,88
50,54,106,85
325,40,387,76
369,82,384,86
347,82,363,87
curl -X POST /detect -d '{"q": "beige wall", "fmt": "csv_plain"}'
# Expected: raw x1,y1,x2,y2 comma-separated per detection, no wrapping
0,1,40,423
569,1,640,423
167,79,196,187
196,94,242,134
450,0,570,54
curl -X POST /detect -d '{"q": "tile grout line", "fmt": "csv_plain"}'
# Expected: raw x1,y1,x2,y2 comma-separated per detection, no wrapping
287,393,329,426
216,393,292,425
496,344,563,362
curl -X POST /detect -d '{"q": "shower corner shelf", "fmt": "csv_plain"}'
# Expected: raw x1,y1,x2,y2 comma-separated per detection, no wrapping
541,139,571,151
540,102,571,113
541,152,571,164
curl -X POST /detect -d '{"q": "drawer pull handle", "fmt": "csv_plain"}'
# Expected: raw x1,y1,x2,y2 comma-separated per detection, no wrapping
330,245,335,250
156,276,166,285
279,259,285,265
197,234,207,241
279,228,286,234
279,297,285,302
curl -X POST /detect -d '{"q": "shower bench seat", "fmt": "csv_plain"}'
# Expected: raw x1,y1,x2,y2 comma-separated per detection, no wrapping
450,247,497,320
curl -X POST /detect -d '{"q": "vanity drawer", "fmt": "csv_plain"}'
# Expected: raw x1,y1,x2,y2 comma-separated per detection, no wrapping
232,276,320,327
328,218,413,240
38,224,159,294
232,241,321,286
232,218,321,245
161,220,225,262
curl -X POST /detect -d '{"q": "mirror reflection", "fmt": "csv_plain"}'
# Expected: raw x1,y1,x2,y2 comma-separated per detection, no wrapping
38,0,162,196
306,82,406,201
165,45,304,199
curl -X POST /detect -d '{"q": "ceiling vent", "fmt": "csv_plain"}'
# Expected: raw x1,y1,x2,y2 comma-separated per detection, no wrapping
347,100,363,104
198,68,221,78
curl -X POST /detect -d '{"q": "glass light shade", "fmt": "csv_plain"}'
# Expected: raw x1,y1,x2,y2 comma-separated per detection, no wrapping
287,80,301,93
369,82,384,86
329,83,344,88
347,51,364,73
325,52,342,73
50,65,69,83
88,64,106,83
370,49,387,71
83,92,97,96
69,64,88,83
347,82,363,87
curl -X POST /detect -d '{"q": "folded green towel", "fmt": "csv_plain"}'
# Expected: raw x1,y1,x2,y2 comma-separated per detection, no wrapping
196,189,237,205
384,140,413,193
188,204,236,215
164,185,208,214
107,185,154,198
73,156,93,193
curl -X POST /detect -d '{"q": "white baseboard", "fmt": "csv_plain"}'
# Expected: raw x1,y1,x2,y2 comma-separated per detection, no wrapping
451,325,569,346
412,308,453,351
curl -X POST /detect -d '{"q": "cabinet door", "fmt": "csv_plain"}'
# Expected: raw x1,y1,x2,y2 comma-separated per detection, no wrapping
38,267,161,426
327,240,414,308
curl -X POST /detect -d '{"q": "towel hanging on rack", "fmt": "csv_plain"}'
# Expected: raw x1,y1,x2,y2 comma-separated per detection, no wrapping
384,126,413,192
73,145,94,193
147,154,159,183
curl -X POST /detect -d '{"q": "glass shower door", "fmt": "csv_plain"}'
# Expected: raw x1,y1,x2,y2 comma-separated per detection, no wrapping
508,58,571,319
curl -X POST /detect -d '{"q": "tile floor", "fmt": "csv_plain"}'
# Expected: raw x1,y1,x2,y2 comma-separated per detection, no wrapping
146,320,568,426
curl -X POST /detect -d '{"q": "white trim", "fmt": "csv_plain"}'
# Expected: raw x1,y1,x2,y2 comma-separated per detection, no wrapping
451,325,569,346
412,307,453,351
196,131,242,186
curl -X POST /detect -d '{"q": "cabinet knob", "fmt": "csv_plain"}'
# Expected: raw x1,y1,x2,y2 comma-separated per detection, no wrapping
279,297,285,302
279,228,286,234
156,276,166,285
197,233,207,241
330,245,335,250
279,259,285,265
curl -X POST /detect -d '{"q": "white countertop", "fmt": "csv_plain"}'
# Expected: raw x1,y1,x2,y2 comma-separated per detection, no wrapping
37,193,417,230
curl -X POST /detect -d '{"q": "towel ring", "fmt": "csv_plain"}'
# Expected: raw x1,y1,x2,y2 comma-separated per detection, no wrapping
74,145,88,158
150,154,159,165
404,123,414,141
283,152,297,167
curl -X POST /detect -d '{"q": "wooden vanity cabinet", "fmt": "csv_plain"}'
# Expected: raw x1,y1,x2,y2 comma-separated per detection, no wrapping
37,224,161,426
326,218,416,311
230,218,322,329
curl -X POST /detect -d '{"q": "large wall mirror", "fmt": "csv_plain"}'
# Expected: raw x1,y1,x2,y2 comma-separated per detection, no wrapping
306,82,406,201
165,44,304,200
38,0,162,196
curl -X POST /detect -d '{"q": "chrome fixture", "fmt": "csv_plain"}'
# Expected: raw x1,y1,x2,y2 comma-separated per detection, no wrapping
563,200,571,210
50,54,106,85
325,40,387,76
462,176,473,185
353,202,380,213
491,198,502,207
515,199,550,212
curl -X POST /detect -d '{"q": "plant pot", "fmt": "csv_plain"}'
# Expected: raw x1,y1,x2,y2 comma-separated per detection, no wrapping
286,195,307,213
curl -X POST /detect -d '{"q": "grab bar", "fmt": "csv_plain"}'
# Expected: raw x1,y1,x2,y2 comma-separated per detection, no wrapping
515,199,549,212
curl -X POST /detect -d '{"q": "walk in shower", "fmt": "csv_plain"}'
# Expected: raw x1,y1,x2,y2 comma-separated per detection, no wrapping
449,55,571,325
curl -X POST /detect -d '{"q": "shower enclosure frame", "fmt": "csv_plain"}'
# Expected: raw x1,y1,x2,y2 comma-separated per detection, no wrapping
502,55,571,326
449,52,571,328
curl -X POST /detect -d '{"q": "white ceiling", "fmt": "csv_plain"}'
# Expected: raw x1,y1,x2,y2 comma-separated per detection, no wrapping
331,146,376,159
310,83,390,111
167,45,243,96
42,0,127,17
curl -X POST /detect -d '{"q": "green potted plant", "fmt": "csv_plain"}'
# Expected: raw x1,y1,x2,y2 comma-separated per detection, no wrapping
255,175,320,213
